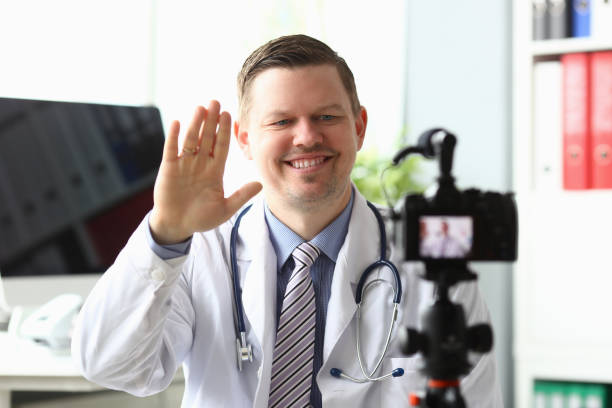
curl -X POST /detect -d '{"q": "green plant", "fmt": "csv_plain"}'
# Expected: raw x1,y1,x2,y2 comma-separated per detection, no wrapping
351,146,425,206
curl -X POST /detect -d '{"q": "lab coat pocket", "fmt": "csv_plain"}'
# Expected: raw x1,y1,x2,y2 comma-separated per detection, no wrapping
380,356,426,407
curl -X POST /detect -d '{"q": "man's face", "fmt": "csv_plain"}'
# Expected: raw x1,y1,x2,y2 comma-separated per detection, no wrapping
236,64,366,213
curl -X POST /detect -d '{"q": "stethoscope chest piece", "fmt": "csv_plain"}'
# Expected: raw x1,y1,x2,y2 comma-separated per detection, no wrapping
236,333,253,371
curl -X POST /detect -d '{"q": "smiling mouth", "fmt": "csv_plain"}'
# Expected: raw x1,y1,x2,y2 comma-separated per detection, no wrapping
287,157,329,169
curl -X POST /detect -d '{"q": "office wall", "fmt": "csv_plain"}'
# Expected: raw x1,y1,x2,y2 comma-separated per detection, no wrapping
0,1,155,105
404,1,513,406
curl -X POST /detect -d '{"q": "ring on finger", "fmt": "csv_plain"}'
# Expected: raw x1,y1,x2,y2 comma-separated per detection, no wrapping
182,146,198,155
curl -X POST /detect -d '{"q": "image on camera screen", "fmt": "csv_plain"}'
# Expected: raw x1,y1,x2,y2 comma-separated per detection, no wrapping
419,216,473,259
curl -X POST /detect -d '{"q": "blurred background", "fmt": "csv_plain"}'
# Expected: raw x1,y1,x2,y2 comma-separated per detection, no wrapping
0,0,515,406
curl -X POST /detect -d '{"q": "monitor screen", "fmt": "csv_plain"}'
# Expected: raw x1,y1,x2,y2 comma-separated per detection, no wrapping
0,98,164,276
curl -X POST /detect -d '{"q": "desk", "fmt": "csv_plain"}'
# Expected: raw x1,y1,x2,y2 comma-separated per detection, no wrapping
0,332,101,408
0,333,183,408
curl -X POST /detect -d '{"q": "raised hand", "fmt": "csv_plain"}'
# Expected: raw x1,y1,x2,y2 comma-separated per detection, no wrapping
149,101,262,244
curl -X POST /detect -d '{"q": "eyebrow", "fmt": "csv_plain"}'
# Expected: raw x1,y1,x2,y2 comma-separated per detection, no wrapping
264,103,346,120
314,103,345,113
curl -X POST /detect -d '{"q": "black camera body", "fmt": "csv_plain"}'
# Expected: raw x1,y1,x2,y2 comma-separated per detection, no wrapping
400,188,517,262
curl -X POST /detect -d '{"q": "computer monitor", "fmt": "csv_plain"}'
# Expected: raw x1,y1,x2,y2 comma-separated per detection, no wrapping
0,97,164,306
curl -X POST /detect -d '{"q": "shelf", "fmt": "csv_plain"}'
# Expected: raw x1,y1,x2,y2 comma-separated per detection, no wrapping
531,37,612,57
515,345,612,384
511,3,612,406
518,188,612,205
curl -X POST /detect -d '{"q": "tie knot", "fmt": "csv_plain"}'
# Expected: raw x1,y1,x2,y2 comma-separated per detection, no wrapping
292,242,320,269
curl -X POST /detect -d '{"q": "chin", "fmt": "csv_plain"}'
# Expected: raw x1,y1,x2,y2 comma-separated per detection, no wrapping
287,181,347,209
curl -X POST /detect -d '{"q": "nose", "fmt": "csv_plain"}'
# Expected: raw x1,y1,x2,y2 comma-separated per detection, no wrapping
293,118,322,148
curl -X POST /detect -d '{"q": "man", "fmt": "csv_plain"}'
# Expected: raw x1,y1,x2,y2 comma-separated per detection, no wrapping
72,34,502,407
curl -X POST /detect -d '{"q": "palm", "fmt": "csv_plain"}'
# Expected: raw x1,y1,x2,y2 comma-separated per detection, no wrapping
150,102,262,244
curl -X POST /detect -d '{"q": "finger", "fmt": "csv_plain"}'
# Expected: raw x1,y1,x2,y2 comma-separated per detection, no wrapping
199,100,221,155
183,106,207,154
162,120,180,161
196,108,208,145
212,111,231,162
224,182,263,217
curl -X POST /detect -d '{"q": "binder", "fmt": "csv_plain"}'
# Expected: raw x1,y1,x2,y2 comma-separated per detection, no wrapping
533,61,563,190
590,51,612,188
548,0,570,38
534,0,549,40
533,380,610,408
572,0,592,37
566,384,583,408
584,384,606,408
592,0,612,41
562,53,591,189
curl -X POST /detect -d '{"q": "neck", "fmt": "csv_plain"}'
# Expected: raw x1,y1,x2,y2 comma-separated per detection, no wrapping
267,186,352,240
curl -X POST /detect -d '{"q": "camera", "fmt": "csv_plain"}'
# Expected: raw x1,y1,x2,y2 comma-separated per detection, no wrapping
393,128,518,263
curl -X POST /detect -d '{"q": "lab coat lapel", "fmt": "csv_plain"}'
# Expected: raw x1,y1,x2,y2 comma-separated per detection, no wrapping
319,191,399,406
323,192,381,359
237,198,277,405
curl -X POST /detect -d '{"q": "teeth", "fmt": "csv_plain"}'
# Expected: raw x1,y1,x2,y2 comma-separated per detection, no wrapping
290,157,325,169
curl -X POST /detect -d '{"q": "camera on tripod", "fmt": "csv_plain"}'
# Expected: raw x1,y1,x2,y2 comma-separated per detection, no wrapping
394,128,517,264
389,128,518,407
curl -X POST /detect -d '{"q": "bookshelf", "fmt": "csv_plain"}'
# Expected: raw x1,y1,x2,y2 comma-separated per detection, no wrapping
513,1,612,407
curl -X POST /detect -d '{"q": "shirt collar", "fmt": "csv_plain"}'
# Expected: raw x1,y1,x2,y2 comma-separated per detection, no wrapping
264,188,354,270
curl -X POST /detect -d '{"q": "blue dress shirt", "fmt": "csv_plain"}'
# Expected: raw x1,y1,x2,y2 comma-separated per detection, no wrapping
147,191,354,408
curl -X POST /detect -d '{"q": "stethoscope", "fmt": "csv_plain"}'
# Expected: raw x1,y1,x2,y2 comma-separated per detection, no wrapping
230,201,405,382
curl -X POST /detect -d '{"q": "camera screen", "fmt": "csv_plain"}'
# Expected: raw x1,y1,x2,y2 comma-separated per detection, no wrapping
419,216,473,259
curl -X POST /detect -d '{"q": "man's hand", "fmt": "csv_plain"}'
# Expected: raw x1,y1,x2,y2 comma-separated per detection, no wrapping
149,101,262,244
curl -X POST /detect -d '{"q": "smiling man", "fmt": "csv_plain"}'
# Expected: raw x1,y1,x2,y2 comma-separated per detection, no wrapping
72,35,503,408
235,63,366,239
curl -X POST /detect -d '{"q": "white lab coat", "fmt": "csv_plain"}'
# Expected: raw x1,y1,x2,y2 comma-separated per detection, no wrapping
72,190,503,407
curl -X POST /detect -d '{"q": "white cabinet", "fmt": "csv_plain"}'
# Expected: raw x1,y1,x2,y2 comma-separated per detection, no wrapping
512,2,612,407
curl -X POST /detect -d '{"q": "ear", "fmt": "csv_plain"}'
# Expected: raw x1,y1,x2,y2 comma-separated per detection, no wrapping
354,106,368,150
234,121,253,160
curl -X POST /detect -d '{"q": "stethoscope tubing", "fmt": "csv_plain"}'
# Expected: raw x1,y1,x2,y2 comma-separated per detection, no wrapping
230,204,252,335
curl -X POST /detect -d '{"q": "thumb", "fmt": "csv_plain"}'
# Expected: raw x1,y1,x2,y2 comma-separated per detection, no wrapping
225,181,263,216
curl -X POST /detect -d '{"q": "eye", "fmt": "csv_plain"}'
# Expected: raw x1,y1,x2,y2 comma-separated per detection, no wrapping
273,119,290,126
319,115,336,121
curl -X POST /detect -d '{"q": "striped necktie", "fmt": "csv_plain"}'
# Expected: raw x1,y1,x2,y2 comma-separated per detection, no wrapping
268,242,320,408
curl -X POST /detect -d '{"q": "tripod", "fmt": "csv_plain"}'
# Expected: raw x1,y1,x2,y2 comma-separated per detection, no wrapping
399,262,493,408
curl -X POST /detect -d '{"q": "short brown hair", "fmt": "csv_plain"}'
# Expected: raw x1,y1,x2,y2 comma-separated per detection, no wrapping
237,34,361,122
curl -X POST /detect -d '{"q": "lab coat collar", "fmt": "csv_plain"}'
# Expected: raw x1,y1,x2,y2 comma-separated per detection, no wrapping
263,189,354,269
